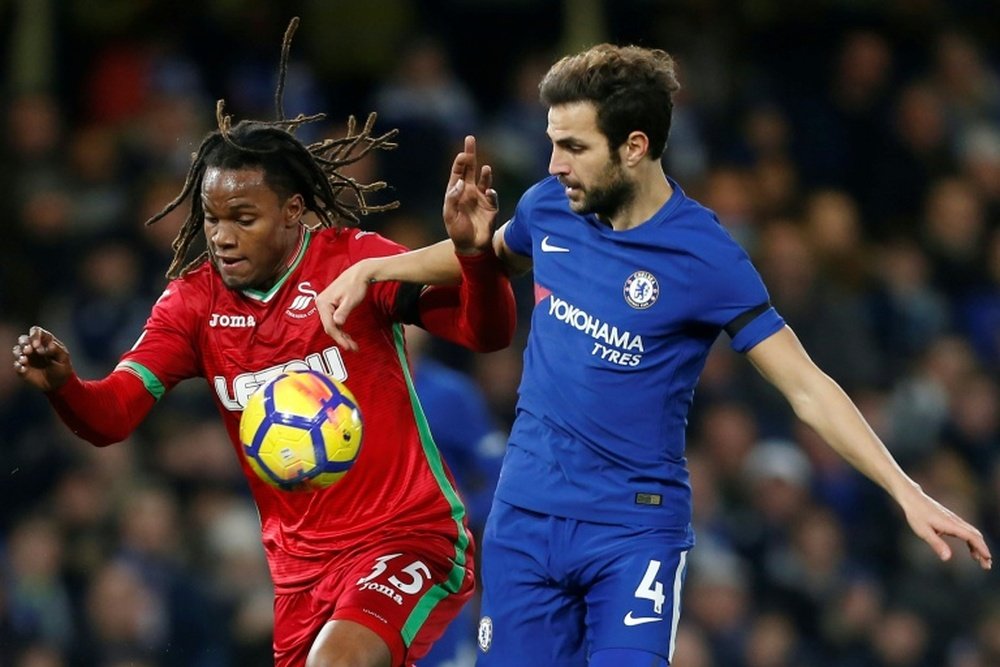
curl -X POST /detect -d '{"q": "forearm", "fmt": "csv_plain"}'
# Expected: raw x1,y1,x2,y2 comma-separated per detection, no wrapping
789,372,917,499
48,371,156,446
418,250,516,352
367,240,464,286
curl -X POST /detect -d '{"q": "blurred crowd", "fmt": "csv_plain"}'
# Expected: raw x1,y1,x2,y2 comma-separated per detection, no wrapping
1,1,999,666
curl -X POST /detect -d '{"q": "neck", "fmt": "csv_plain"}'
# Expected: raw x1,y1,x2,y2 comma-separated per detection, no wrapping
258,226,307,291
605,165,673,231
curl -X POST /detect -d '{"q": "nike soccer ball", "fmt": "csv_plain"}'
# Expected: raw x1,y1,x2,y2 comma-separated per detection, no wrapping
239,370,363,491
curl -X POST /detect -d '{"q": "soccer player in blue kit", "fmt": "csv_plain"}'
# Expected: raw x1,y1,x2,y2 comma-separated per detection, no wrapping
316,44,993,666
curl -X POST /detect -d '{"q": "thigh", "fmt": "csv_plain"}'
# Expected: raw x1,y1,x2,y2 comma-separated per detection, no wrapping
274,587,329,667
582,526,690,664
274,534,474,667
335,535,474,666
478,500,587,667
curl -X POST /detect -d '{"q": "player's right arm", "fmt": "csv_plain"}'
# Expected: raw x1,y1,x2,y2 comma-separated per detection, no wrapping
13,281,202,446
316,135,531,346
12,326,156,446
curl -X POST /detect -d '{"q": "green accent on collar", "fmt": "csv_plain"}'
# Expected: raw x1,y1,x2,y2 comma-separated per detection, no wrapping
115,361,166,401
241,229,312,303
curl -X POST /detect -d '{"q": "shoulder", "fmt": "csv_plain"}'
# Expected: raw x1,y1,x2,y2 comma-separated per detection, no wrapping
167,262,215,305
144,267,214,331
321,226,408,262
666,183,749,262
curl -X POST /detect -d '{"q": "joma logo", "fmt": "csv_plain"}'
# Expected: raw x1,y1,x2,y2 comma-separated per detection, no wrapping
209,313,256,328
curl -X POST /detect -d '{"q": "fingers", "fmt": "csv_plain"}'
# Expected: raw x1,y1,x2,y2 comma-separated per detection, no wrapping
319,308,358,353
316,295,360,353
924,530,953,563
927,514,993,570
950,523,993,570
485,188,499,212
27,326,55,353
12,339,29,375
325,321,358,353
447,135,478,193
13,328,58,374
463,136,477,188
477,164,492,193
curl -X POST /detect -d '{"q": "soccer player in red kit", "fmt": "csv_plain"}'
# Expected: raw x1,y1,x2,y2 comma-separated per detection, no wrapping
10,21,515,667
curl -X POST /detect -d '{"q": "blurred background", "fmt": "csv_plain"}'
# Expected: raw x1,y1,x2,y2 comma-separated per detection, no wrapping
1,0,999,665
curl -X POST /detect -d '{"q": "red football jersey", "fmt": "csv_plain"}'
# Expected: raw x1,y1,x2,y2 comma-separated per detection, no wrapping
118,227,471,593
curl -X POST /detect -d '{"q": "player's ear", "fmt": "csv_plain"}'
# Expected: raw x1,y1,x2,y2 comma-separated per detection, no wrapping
284,193,306,227
623,131,650,166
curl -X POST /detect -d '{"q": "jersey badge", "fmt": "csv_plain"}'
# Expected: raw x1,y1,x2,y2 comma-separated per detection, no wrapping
478,616,493,652
286,281,318,320
623,271,659,310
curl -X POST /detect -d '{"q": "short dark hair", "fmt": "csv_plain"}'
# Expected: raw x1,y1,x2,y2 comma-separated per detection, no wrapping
539,44,680,159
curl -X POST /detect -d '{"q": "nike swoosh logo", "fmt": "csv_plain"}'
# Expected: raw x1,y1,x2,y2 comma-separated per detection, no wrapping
623,612,663,626
540,236,570,253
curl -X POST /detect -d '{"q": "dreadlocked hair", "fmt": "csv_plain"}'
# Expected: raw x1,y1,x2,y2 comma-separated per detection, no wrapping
145,16,399,279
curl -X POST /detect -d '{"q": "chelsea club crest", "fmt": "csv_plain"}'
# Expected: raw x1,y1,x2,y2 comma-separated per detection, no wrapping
478,616,493,652
623,271,659,309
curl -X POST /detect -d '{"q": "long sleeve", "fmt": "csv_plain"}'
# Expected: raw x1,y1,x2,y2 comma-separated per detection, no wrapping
47,371,157,446
417,250,516,353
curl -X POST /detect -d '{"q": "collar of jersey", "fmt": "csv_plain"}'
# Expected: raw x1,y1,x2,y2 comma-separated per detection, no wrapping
586,176,686,235
240,229,312,303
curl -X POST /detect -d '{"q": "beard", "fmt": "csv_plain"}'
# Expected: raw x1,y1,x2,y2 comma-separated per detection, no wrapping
567,157,636,220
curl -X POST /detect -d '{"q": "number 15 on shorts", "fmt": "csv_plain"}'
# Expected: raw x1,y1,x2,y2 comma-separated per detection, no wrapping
357,553,432,603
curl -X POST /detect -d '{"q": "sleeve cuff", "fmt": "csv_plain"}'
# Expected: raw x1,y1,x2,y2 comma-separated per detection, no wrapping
730,307,785,354
456,248,507,276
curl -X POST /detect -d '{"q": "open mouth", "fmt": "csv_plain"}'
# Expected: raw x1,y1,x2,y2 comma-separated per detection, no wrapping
217,256,247,271
560,180,582,196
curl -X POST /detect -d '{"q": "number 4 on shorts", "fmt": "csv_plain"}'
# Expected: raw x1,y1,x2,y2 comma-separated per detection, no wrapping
634,559,665,614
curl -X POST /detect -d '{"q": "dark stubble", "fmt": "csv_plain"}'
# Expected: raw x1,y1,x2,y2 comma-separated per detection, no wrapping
573,153,636,220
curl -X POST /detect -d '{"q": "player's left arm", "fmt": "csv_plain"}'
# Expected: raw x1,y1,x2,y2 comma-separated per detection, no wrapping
745,326,992,570
413,248,516,353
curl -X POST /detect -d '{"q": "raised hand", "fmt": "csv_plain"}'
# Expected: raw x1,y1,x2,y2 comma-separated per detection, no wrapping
12,326,74,392
444,135,499,255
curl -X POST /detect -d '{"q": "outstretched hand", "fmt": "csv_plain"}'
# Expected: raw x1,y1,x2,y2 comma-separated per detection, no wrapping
444,135,499,255
12,326,74,392
900,485,992,570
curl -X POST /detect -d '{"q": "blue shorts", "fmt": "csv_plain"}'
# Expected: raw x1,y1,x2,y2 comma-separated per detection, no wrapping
477,499,692,666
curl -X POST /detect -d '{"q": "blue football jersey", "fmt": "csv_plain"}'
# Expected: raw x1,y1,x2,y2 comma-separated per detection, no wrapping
498,176,784,529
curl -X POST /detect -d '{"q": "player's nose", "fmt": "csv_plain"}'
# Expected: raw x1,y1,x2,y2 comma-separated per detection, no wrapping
210,220,237,247
548,150,569,177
